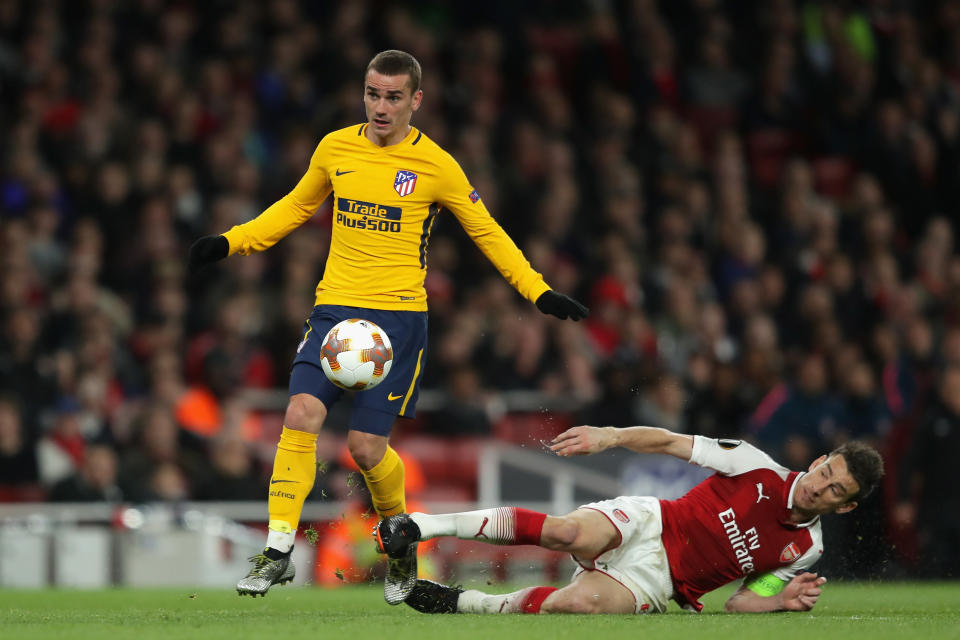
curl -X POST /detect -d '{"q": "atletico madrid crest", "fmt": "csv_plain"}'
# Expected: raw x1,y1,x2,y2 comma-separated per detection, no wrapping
779,542,801,563
394,170,418,197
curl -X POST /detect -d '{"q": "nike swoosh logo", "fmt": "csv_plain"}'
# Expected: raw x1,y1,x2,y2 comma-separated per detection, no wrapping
387,392,403,401
270,479,296,484
336,169,355,176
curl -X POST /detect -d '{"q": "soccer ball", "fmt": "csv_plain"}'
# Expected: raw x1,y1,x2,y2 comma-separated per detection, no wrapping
319,318,394,390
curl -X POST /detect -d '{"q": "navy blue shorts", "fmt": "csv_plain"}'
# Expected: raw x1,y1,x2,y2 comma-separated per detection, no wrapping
288,305,428,436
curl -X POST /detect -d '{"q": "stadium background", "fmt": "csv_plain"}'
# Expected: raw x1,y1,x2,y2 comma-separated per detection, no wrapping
1,0,959,586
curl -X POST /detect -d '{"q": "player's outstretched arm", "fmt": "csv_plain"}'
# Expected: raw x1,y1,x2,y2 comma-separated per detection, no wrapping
535,290,589,321
548,425,693,460
188,235,229,274
724,573,827,613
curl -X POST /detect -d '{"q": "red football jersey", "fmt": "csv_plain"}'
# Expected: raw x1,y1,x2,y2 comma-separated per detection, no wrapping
658,437,823,611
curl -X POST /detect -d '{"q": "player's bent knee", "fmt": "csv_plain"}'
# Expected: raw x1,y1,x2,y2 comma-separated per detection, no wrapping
347,431,388,470
284,394,326,433
543,516,580,549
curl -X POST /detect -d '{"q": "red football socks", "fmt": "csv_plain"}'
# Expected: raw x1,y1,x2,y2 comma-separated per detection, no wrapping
519,586,558,613
513,508,547,545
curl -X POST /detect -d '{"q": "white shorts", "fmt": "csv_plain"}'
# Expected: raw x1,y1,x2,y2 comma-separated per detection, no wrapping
571,496,674,613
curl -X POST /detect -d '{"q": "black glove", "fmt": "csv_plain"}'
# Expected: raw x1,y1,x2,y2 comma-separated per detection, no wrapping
188,235,229,274
535,290,589,321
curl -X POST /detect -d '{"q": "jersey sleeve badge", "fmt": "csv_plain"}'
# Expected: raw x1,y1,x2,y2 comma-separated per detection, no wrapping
468,189,480,203
779,542,801,563
718,439,742,450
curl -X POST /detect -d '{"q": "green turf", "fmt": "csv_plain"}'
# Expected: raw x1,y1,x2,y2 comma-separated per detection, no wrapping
1,582,958,640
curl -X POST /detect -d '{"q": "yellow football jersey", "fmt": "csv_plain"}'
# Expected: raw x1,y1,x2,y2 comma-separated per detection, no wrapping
223,124,551,311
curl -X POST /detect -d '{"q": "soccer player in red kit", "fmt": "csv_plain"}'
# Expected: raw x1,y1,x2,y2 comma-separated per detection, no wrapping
374,425,883,614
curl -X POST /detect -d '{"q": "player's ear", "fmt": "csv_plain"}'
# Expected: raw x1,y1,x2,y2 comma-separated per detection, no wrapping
835,501,857,514
411,89,423,111
808,454,827,472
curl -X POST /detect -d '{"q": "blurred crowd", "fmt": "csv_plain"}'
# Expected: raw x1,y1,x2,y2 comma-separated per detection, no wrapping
1,0,960,577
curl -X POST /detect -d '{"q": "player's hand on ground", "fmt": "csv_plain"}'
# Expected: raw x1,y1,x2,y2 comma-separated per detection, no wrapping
188,235,229,274
535,290,589,321
547,426,615,456
781,572,826,611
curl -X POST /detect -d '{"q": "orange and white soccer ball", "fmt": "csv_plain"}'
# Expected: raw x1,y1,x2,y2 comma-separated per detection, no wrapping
319,319,394,390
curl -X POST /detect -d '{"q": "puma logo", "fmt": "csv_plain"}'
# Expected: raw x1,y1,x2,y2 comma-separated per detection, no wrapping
474,516,490,539
756,482,770,503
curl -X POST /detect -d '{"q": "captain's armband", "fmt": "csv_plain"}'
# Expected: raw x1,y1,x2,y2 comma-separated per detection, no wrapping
744,572,786,597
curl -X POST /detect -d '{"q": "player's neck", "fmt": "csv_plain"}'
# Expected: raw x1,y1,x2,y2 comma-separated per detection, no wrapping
787,506,818,525
365,123,412,148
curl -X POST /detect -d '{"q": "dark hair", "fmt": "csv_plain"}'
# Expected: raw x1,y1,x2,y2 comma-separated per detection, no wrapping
366,49,422,93
831,441,884,501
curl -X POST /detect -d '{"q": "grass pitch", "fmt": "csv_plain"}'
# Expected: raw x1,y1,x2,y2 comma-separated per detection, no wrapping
2,581,958,640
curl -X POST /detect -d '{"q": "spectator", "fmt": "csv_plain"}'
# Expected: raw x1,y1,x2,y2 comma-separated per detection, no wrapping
117,402,203,502
147,462,190,503
36,398,87,488
193,437,264,501
836,360,892,445
752,353,843,469
49,444,121,502
0,395,38,487
895,366,960,577
430,365,495,436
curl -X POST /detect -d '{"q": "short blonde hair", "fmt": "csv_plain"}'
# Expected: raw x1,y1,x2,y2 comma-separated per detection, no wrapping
366,50,422,93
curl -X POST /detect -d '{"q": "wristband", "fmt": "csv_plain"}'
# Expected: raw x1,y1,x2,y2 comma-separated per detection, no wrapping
745,572,786,597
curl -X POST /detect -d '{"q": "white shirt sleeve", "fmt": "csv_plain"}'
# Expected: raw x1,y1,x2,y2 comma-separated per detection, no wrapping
689,436,789,479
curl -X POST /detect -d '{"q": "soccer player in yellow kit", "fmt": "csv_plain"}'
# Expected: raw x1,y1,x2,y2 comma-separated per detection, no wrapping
188,50,588,603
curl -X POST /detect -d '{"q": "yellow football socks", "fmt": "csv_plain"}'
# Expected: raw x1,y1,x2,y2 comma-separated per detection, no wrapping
267,426,319,534
362,446,406,517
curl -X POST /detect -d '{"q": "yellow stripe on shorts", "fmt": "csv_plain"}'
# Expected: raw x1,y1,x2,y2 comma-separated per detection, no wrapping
399,348,424,415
